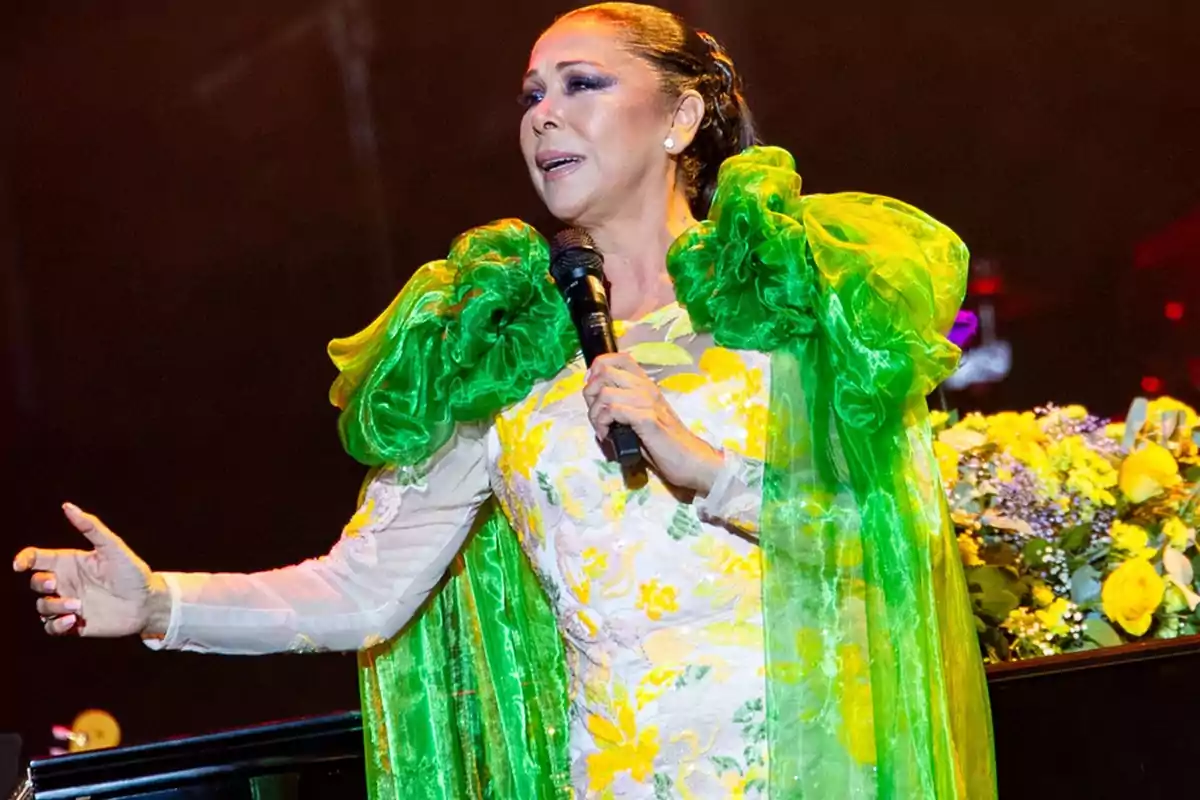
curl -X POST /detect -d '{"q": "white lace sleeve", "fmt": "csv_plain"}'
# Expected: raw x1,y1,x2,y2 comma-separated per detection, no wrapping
694,448,763,538
143,424,492,655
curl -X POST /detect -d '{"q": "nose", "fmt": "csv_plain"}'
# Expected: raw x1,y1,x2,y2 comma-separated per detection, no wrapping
529,98,560,136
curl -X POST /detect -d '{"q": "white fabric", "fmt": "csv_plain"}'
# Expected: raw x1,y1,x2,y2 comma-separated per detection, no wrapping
147,303,772,796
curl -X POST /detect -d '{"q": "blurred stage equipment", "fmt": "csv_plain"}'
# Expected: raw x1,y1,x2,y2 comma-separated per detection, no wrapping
49,710,121,756
944,258,1013,392
1133,205,1200,400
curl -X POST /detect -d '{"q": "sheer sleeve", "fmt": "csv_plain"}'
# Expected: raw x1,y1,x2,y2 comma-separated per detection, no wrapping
695,449,763,538
143,424,492,655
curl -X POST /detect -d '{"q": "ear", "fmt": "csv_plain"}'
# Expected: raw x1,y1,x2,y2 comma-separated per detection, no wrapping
665,89,705,154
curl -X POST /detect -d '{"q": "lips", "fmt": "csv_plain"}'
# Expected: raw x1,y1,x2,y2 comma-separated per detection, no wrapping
536,150,586,177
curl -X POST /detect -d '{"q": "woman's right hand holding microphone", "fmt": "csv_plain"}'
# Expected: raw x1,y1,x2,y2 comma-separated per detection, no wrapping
13,503,171,639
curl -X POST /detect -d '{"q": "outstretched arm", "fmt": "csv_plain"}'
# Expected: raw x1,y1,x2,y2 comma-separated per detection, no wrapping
15,424,492,655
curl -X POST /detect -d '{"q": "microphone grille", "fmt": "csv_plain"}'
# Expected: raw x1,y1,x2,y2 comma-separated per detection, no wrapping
549,228,603,287
550,227,597,260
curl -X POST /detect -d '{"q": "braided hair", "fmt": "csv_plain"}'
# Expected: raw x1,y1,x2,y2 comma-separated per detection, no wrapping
559,3,760,218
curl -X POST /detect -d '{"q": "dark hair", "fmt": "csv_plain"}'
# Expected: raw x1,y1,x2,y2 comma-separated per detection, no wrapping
560,3,759,218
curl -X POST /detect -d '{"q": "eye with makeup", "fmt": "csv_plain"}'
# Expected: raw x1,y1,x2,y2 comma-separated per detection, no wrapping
563,71,614,95
517,71,615,109
517,83,545,110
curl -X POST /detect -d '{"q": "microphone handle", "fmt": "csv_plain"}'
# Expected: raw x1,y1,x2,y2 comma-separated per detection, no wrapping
578,310,643,466
609,423,643,466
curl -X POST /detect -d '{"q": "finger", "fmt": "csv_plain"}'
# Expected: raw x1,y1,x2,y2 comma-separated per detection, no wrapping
37,596,82,617
590,352,642,376
62,503,120,550
13,547,62,573
586,387,635,419
589,404,615,441
586,359,643,392
30,571,57,594
44,614,78,636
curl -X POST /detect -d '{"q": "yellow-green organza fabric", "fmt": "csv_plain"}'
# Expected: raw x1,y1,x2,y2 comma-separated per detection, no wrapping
329,146,996,799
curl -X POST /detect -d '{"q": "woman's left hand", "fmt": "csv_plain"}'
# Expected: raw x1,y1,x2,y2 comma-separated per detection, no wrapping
583,353,724,494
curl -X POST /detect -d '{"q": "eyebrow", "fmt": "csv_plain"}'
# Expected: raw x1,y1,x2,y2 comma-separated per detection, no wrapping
523,60,604,81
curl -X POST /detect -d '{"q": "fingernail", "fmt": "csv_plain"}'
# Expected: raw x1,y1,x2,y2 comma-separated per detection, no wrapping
44,579,56,593
64,599,81,612
12,559,20,572
58,614,76,630
63,503,79,513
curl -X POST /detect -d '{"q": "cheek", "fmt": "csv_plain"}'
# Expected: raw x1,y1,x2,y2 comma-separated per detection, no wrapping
518,115,537,164
570,96,660,176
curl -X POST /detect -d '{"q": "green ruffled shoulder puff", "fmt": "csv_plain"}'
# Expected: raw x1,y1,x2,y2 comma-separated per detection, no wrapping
328,146,997,800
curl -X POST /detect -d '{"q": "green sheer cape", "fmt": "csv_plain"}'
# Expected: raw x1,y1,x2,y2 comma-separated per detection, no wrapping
328,147,996,799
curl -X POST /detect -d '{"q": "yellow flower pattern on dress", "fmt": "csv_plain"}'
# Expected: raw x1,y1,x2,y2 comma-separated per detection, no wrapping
488,304,769,797
495,394,553,481
586,687,661,793
342,498,376,538
636,579,680,621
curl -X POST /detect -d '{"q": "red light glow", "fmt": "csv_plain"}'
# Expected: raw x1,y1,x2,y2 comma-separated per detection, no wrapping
1141,376,1163,393
1165,301,1185,321
969,277,1002,296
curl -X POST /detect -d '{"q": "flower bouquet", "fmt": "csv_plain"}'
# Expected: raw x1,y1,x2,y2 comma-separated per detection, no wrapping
933,397,1200,662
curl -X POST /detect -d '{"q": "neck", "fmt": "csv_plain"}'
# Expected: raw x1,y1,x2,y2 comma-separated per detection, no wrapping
584,186,698,321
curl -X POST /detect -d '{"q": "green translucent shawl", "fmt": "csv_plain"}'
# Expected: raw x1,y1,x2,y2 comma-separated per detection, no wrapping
329,147,996,799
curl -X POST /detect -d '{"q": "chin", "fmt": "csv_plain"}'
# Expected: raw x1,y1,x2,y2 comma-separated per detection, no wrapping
540,184,596,225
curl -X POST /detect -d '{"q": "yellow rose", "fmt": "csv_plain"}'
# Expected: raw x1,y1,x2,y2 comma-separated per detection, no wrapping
1162,517,1196,551
1101,558,1165,636
1118,442,1182,503
1146,396,1198,432
1109,521,1157,560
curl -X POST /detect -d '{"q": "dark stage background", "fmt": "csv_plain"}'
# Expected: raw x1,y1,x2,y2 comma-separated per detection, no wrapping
2,0,1198,761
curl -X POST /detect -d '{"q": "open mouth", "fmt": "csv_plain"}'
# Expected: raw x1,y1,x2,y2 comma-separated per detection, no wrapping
537,153,585,176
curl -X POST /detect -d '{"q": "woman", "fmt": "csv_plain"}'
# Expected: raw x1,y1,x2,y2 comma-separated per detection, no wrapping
13,4,996,798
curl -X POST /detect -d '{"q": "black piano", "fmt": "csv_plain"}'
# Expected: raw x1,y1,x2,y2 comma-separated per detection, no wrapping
14,635,1200,799
15,712,365,800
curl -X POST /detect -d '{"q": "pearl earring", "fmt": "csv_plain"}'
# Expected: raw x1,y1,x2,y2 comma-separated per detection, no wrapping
663,137,675,151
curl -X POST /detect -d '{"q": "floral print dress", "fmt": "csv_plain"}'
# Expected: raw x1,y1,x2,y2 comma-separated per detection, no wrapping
149,302,771,799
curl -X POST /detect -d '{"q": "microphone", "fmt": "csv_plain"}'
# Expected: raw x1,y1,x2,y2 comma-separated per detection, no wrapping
549,228,643,467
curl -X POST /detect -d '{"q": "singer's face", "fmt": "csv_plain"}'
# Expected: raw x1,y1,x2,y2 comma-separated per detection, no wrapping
519,19,675,226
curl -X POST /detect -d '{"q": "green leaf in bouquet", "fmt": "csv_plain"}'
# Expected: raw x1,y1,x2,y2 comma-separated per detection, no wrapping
1070,564,1102,605
966,566,1023,621
1160,410,1185,444
1185,465,1200,483
1180,482,1200,518
1163,548,1200,611
1059,524,1093,555
1083,616,1123,648
1023,538,1051,568
1122,397,1148,453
